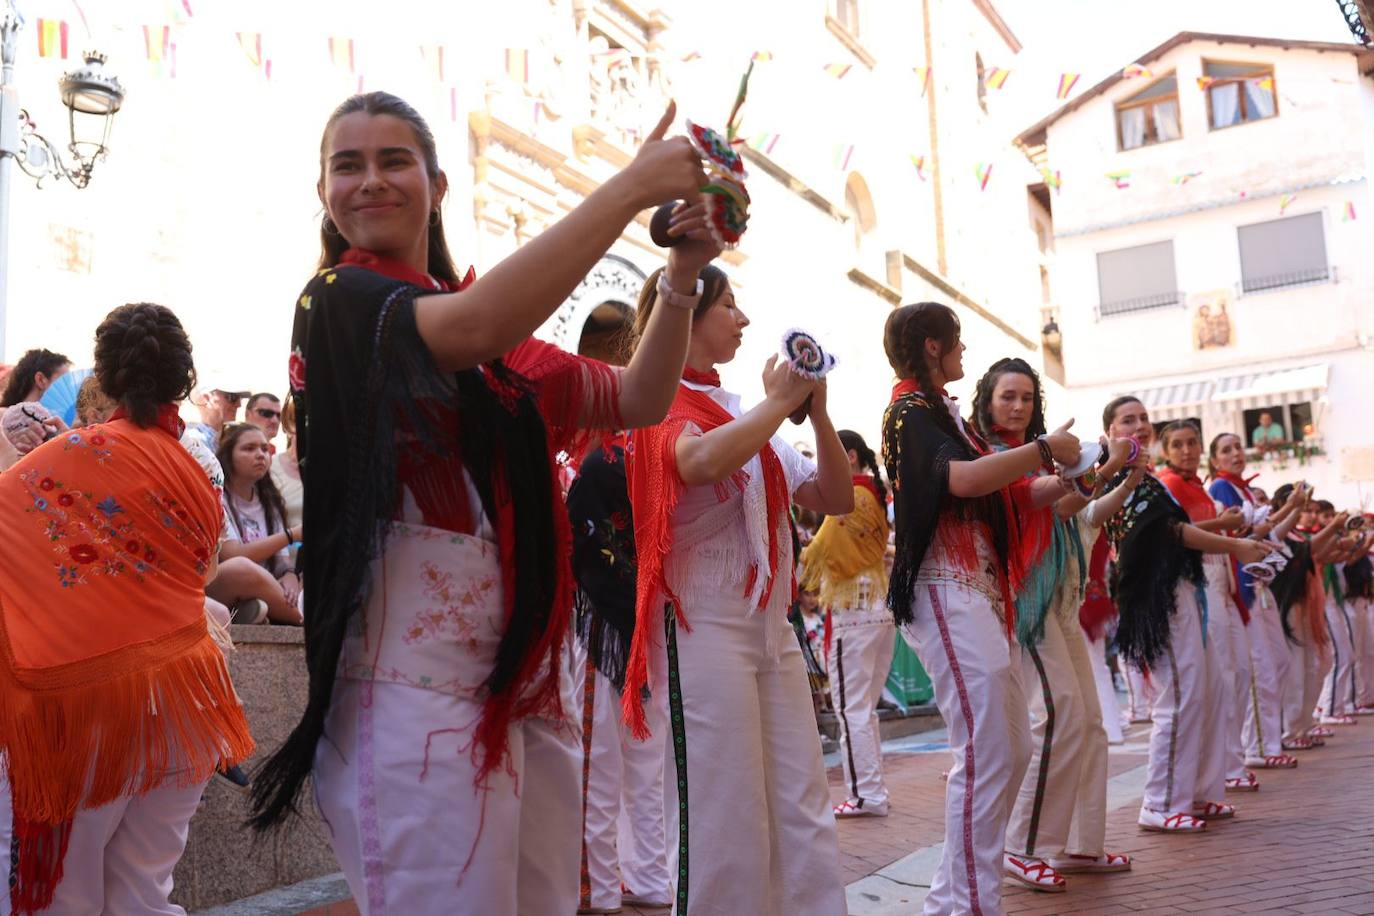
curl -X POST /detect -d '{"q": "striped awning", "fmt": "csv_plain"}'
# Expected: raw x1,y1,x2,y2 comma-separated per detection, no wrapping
1135,379,1213,422
1124,363,1328,421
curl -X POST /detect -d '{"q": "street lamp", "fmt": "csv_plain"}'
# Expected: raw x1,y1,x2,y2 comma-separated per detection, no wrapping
0,1,125,358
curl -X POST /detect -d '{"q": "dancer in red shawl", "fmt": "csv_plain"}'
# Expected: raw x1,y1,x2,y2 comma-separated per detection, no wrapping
625,264,855,915
882,304,1080,916
248,92,711,915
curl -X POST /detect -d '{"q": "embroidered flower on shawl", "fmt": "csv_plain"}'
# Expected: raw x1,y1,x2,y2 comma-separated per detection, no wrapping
68,544,99,564
288,348,307,392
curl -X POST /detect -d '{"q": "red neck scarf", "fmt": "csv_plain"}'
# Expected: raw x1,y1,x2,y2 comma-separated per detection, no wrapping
108,404,185,441
1213,468,1258,499
890,378,951,403
1158,466,1217,523
338,247,475,292
682,365,722,388
990,425,1025,448
853,474,881,503
621,374,791,738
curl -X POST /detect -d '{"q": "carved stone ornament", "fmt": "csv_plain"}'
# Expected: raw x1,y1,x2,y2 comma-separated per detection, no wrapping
543,253,648,347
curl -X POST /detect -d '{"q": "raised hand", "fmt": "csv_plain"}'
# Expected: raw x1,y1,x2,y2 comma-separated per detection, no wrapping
1043,418,1080,465
762,355,815,413
621,102,709,211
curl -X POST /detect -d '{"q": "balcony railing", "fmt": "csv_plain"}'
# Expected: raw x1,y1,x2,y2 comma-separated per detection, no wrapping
1239,265,1335,296
1096,290,1184,319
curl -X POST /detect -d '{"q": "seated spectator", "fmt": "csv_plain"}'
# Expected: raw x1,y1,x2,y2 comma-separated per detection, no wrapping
214,423,303,625
184,382,249,451
270,398,303,565
75,375,118,427
0,347,70,407
245,392,282,452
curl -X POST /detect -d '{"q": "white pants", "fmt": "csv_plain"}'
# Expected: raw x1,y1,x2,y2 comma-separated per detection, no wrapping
652,585,846,916
902,581,1030,916
315,677,581,916
1006,608,1109,860
0,774,207,916
1141,581,1217,814
1123,661,1155,723
1086,633,1125,744
1243,586,1290,759
1355,598,1374,707
578,664,672,911
1283,631,1322,739
1318,599,1358,716
826,611,897,809
1199,558,1250,784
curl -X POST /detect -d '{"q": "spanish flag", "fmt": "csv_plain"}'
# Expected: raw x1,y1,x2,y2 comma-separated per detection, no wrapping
420,44,445,83
983,67,1010,90
505,48,529,83
1056,73,1079,100
36,18,68,59
823,63,851,79
329,36,355,73
143,25,173,78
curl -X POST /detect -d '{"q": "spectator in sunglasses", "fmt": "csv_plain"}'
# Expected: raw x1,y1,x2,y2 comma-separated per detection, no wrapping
186,384,249,451
246,392,283,446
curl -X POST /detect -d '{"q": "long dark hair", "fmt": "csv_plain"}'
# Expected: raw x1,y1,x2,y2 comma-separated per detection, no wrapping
92,305,194,427
317,92,459,285
216,423,289,541
838,429,887,505
883,302,961,438
970,357,1047,443
2,347,71,407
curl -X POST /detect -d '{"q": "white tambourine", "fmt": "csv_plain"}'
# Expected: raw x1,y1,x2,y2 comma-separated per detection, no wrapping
1060,441,1103,479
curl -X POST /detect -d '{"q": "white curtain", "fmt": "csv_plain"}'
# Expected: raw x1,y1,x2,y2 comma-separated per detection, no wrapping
1153,99,1181,141
1244,78,1277,119
1119,107,1147,149
1210,83,1240,128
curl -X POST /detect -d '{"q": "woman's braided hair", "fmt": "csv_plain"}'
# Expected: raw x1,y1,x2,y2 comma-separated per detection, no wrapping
837,429,887,505
93,303,196,427
883,302,961,436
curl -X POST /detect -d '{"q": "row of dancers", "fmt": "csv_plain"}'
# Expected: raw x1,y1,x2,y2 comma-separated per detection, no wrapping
0,89,1365,916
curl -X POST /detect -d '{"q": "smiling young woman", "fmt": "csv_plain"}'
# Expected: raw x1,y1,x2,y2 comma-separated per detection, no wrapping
248,91,715,914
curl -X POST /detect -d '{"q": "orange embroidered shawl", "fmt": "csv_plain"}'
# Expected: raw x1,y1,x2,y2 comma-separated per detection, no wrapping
0,417,253,913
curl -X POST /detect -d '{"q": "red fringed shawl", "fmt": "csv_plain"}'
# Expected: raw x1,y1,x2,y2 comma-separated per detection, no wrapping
1079,533,1118,640
622,370,790,738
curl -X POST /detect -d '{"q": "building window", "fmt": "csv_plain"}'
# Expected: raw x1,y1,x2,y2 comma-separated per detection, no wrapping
1243,402,1316,459
1237,211,1329,294
1204,60,1277,131
1096,239,1181,317
1115,73,1181,151
832,0,861,38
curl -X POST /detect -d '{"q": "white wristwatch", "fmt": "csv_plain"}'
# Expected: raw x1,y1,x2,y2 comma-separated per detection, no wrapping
657,273,704,310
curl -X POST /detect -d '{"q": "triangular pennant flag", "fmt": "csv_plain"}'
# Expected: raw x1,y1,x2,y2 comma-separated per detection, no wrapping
451,87,460,123
143,25,174,78
911,154,927,181
823,63,852,79
1344,201,1357,221
974,163,993,190
681,51,702,62
1122,63,1153,79
420,44,445,83
1105,170,1131,189
1278,193,1297,214
1056,73,1080,100
1040,168,1061,192
983,67,1010,90
833,144,854,171
237,32,271,79
1197,75,1217,90
1257,75,1275,92
329,37,355,73
749,132,780,155
36,19,69,59
1171,171,1203,185
913,66,932,96
751,51,773,62
505,48,529,83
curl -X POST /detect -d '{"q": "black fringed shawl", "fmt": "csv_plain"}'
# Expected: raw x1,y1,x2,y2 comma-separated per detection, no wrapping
1270,537,1314,642
1346,555,1374,602
1105,471,1204,668
883,390,1017,627
250,262,568,830
568,443,637,692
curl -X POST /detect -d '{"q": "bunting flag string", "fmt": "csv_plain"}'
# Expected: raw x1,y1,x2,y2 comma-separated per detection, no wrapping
1105,170,1131,189
983,67,1010,89
36,18,70,59
1171,171,1203,185
823,63,852,79
1040,168,1061,193
328,36,355,73
833,144,854,171
751,51,773,62
748,131,781,155
1278,193,1297,214
1056,73,1080,99
911,154,927,180
974,162,993,190
143,24,174,78
237,31,271,80
420,44,445,83
1344,201,1358,221
913,65,932,96
1121,63,1153,79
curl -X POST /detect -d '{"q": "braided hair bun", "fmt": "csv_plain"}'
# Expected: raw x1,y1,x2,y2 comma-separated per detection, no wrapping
93,303,196,427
